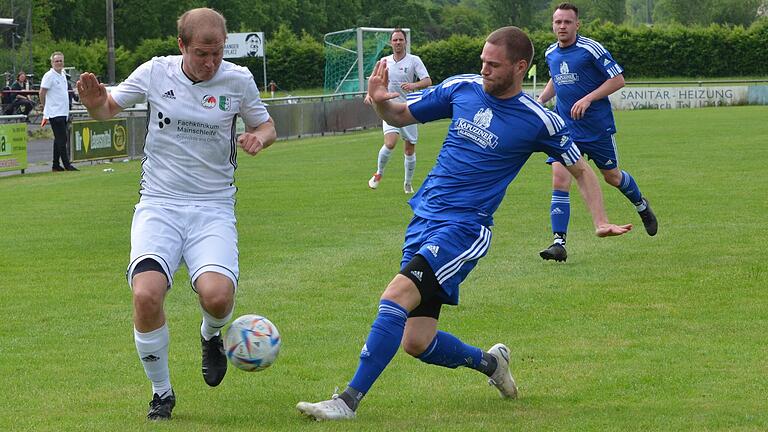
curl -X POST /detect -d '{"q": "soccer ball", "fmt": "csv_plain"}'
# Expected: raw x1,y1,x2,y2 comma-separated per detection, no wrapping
224,314,281,372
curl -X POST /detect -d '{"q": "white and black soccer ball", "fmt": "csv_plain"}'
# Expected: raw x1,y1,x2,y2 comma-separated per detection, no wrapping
224,314,281,372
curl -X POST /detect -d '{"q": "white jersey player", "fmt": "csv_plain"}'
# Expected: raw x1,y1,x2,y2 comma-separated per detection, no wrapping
76,8,276,421
365,28,431,193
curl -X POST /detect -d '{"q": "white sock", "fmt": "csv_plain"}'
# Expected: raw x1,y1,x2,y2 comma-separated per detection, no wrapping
201,306,233,341
377,145,392,175
134,324,171,397
404,154,416,184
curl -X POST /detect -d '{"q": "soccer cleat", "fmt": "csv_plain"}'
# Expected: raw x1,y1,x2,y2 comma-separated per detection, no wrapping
539,243,567,262
638,197,658,236
147,391,176,421
404,182,414,194
52,165,65,172
64,165,79,171
487,343,518,399
201,334,227,387
296,394,356,421
368,173,382,189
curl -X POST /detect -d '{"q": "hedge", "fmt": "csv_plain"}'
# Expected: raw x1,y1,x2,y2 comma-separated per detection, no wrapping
14,20,766,91
415,20,768,82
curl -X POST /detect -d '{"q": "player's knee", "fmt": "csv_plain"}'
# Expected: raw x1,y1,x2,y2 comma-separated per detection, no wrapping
132,284,164,314
196,274,235,316
402,334,431,357
552,172,571,189
200,289,233,317
602,169,621,187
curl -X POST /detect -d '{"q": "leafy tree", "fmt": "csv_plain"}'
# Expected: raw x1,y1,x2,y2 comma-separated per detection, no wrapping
437,5,492,38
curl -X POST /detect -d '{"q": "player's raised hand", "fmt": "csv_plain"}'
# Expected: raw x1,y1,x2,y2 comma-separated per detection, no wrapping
76,73,108,109
367,59,400,104
238,132,265,155
595,223,633,237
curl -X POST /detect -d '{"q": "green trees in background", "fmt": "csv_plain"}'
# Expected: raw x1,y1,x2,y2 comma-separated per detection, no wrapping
1,0,766,89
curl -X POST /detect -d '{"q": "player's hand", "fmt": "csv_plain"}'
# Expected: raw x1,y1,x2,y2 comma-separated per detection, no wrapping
367,59,401,104
238,132,265,155
400,82,414,92
595,223,633,237
571,97,592,120
363,94,373,105
76,73,108,109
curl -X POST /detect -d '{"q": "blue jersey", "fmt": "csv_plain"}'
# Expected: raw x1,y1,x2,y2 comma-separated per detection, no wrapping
407,74,581,227
544,35,623,142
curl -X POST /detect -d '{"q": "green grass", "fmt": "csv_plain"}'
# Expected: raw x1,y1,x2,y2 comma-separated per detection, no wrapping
1,106,766,431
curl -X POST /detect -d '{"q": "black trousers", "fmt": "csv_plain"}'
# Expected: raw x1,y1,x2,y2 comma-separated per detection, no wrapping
49,116,71,168
3,98,35,115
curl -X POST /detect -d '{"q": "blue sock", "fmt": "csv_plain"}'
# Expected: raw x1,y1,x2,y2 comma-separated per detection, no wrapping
417,331,483,369
618,170,643,205
550,190,570,239
348,300,408,394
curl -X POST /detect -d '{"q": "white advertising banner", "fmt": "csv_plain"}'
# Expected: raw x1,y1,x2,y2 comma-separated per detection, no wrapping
224,32,264,58
609,86,749,110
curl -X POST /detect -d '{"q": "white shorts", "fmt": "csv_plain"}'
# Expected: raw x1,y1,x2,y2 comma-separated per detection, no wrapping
383,121,418,144
126,201,239,291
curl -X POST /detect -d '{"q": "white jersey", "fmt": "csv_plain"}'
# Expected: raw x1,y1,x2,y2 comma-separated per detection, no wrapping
110,56,270,205
40,68,70,118
384,53,430,102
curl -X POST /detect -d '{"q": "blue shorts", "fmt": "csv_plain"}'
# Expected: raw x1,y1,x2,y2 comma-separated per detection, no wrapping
547,134,619,170
401,216,492,305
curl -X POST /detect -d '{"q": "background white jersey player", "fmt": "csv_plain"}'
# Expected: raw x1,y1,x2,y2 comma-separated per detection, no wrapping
76,8,277,421
365,28,431,193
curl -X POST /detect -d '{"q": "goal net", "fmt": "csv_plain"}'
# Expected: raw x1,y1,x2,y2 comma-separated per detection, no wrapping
323,27,410,94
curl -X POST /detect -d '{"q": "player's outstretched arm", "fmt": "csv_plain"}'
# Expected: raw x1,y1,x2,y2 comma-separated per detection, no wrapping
368,59,418,127
567,158,633,237
76,73,123,120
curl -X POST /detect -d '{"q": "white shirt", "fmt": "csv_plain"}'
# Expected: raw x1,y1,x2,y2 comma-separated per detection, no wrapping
110,56,270,205
384,53,430,102
40,68,70,118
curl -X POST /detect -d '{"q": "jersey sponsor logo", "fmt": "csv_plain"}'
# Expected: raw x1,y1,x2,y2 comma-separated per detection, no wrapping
201,95,217,109
157,112,172,129
554,61,579,85
218,95,231,111
410,270,423,281
162,89,176,99
456,108,498,149
427,244,440,257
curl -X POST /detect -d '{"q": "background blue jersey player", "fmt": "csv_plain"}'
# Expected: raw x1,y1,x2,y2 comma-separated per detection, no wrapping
537,2,658,262
296,26,632,421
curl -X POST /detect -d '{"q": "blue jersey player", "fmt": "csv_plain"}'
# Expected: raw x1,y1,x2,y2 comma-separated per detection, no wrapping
537,2,658,263
296,26,632,421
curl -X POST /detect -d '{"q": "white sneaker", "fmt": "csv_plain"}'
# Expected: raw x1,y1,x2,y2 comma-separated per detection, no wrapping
403,182,414,194
368,173,382,189
296,394,356,421
487,343,518,399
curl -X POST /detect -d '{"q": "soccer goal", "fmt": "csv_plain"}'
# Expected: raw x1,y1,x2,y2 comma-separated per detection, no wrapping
323,27,410,94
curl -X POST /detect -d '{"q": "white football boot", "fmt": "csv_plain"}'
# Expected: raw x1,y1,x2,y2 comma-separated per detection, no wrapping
368,173,382,189
487,343,518,399
296,394,356,421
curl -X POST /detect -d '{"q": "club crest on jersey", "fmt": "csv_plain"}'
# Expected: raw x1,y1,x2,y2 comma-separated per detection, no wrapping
456,108,498,149
201,95,217,109
218,96,231,111
554,61,578,85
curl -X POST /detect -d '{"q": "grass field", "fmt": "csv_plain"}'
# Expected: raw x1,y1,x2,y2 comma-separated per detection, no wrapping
1,106,766,431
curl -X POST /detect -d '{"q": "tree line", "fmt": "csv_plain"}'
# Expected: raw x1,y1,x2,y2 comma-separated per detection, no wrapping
1,0,766,87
